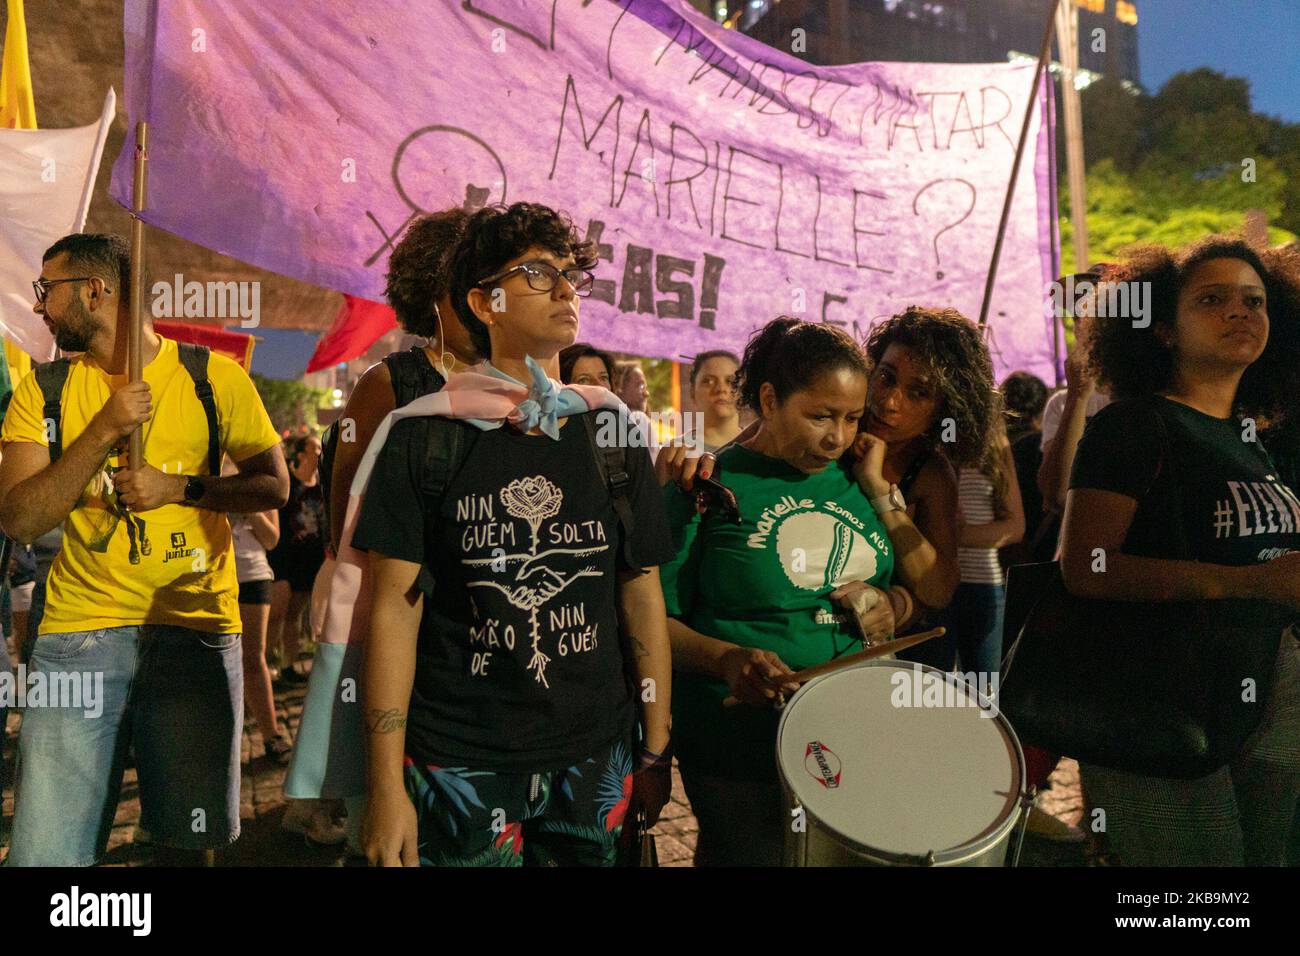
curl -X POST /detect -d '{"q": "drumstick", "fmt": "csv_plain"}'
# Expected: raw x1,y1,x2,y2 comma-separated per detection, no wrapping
721,626,946,708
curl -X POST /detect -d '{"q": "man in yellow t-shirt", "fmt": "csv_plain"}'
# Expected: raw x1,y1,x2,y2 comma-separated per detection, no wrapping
0,233,289,866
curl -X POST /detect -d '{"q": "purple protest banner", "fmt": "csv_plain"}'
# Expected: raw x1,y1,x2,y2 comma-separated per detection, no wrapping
112,0,1058,380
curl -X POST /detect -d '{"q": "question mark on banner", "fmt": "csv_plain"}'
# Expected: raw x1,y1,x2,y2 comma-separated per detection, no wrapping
912,179,976,281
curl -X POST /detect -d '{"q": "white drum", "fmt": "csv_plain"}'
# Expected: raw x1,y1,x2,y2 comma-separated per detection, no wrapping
777,660,1028,866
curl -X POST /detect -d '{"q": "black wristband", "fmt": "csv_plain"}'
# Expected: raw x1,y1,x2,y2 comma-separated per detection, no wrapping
183,475,206,505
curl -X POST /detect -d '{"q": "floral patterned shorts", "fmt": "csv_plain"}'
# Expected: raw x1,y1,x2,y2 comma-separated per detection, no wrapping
403,737,634,867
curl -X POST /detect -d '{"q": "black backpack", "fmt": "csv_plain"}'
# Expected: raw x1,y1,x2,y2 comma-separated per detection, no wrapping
35,341,220,474
319,347,447,543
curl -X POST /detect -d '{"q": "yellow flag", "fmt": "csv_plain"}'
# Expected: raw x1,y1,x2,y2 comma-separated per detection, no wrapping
5,338,31,384
1,0,37,130
1,0,38,386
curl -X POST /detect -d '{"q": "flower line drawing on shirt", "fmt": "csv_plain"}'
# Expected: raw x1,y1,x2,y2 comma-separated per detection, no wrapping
465,476,609,688
500,476,563,551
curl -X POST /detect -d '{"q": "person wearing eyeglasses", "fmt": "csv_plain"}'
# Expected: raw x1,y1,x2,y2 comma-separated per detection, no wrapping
0,233,288,866
615,362,649,414
353,202,675,867
612,360,661,456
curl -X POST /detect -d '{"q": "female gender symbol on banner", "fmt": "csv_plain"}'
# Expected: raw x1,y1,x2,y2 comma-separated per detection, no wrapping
365,125,510,266
392,124,508,215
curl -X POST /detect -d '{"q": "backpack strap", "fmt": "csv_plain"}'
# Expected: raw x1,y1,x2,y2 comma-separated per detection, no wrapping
413,416,477,597
415,346,447,397
34,359,72,462
582,411,638,568
176,342,221,476
318,418,340,544
384,346,447,409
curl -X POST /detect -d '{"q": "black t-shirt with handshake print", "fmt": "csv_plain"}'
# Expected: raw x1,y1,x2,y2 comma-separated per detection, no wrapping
1070,396,1300,567
352,411,674,773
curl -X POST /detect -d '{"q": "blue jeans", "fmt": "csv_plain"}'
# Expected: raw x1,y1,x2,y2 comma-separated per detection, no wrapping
6,624,244,866
951,582,1006,679
0,626,10,779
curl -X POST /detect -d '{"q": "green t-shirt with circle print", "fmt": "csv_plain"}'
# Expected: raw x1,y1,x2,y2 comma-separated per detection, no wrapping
660,443,895,781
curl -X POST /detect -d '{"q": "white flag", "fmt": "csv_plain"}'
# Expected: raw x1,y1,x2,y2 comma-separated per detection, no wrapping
0,88,115,363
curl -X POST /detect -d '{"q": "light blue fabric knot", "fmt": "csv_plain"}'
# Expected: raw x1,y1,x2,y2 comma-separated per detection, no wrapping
511,355,563,438
469,356,592,438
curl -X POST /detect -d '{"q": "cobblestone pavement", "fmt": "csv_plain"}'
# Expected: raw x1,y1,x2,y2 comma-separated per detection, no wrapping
2,677,1090,867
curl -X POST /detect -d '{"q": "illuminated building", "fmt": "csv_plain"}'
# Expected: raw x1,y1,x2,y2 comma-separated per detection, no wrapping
689,0,1141,88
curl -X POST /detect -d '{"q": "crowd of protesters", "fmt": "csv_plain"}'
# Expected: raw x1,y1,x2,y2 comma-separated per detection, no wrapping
1,204,1298,869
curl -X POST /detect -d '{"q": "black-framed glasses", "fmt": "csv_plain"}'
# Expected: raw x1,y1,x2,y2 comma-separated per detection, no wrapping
478,260,595,296
32,277,93,304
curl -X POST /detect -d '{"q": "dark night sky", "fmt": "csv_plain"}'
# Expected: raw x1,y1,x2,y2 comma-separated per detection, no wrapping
1137,0,1300,121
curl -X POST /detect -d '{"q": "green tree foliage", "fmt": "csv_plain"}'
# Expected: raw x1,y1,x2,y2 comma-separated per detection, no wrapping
1061,158,1296,265
643,357,674,411
1061,68,1300,265
251,373,329,435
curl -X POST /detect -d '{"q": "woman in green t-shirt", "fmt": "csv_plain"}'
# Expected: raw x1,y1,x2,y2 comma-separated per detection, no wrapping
659,318,923,866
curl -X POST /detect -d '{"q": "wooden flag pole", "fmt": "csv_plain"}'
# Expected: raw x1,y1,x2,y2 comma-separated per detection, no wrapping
977,0,1062,329
1056,0,1090,275
128,121,149,470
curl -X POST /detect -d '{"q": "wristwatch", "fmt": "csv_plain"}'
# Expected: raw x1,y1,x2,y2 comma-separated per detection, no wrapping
183,475,206,505
869,483,906,516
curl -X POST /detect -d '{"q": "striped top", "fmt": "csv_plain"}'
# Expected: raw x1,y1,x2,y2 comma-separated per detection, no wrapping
957,467,1004,585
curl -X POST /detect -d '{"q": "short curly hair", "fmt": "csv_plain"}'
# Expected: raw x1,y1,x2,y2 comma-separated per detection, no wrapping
736,317,868,412
384,209,470,337
1083,236,1300,423
447,202,597,358
864,307,1001,469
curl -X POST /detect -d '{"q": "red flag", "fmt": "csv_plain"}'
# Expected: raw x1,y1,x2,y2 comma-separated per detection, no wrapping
306,295,397,373
155,321,255,370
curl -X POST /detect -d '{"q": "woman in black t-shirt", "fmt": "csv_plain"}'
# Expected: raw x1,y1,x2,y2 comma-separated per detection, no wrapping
355,203,675,867
266,433,326,683
1061,237,1300,866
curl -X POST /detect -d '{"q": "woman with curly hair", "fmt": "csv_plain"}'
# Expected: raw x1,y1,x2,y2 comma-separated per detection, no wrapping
287,209,477,852
659,317,920,865
326,208,477,556
1061,236,1300,865
856,306,1005,671
355,202,675,867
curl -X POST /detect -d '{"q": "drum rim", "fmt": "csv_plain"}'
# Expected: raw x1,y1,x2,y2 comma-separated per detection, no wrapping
776,659,1029,866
